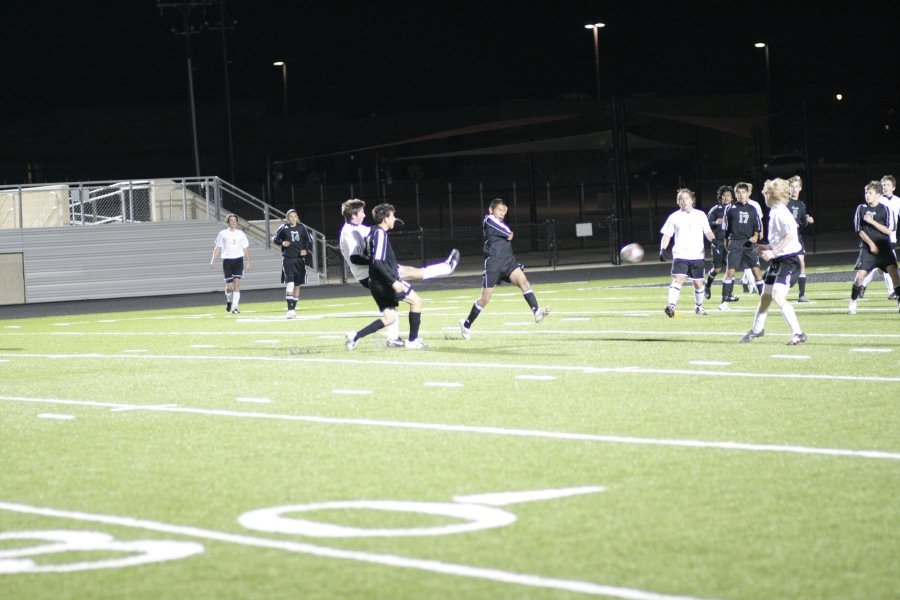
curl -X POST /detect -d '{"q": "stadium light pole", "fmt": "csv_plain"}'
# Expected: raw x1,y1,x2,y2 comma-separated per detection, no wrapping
273,61,288,116
584,23,605,100
754,42,771,103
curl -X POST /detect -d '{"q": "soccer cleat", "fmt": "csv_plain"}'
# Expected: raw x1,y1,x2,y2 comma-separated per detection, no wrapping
742,282,751,293
345,332,358,351
858,285,866,299
695,305,707,315
232,308,240,314
386,338,405,348
664,304,675,318
226,301,232,312
286,309,296,319
889,293,898,300
848,300,857,315
739,329,765,344
459,318,471,340
786,332,807,346
703,288,711,300
718,302,730,311
534,306,551,323
797,295,810,303
723,295,740,302
445,248,460,274
404,338,426,349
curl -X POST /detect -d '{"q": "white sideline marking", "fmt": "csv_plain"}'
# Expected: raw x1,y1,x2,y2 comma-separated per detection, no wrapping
236,397,272,404
424,382,464,388
333,390,372,396
689,361,730,366
769,355,810,360
5,325,21,329
109,404,179,413
851,348,892,353
455,487,604,507
0,501,712,600
515,375,556,381
255,339,280,344
4,352,900,384
37,414,75,420
0,360,8,364
2,395,898,462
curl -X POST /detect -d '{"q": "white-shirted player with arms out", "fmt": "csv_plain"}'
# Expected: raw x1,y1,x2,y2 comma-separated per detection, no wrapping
210,214,250,314
659,188,716,318
740,178,807,345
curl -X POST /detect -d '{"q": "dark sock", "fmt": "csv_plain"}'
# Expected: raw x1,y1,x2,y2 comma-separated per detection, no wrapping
523,290,539,313
851,284,861,300
464,303,482,328
408,312,421,341
356,319,386,341
705,274,715,290
722,281,734,300
798,274,807,295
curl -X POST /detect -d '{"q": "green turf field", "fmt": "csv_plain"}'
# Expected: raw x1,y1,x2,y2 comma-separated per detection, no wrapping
1,271,898,599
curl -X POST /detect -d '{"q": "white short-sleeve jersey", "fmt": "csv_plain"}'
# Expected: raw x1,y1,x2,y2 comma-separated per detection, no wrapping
215,228,249,259
882,195,900,243
768,204,801,256
660,208,711,260
339,222,372,282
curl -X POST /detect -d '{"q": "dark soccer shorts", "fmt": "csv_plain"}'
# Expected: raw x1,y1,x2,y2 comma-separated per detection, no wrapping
764,253,801,287
671,258,705,280
709,241,726,269
854,243,897,273
726,244,760,271
222,257,244,282
370,279,411,312
281,256,307,285
483,254,524,288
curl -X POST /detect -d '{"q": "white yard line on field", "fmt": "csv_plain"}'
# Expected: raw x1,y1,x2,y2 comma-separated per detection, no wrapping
0,501,714,600
1,395,898,462
3,352,900,384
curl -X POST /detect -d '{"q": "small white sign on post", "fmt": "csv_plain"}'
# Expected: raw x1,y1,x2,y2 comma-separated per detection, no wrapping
575,222,593,237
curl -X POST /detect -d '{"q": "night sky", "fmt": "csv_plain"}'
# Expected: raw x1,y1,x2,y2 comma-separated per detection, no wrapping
1,1,898,184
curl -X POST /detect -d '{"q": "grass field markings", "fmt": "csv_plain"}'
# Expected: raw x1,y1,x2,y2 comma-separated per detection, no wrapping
121,349,148,353
0,502,713,600
424,382,464,388
318,335,345,339
454,487,604,507
7,352,900,384
332,390,373,396
768,354,811,360
36,414,76,420
851,348,893,353
688,361,731,366
3,395,899,462
515,375,557,381
235,397,272,404
52,322,90,327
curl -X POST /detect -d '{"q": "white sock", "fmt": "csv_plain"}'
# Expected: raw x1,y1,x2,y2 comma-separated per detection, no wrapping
862,269,877,286
780,303,802,335
752,310,768,333
742,269,752,284
668,284,681,306
387,318,401,340
232,291,240,309
422,262,451,279
694,286,704,306
226,291,233,302
884,271,893,290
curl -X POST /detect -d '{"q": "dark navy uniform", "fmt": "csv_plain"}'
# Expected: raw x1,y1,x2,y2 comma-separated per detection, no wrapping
787,198,811,255
722,202,761,270
273,222,312,285
853,202,897,273
367,226,410,311
482,214,524,288
706,203,727,269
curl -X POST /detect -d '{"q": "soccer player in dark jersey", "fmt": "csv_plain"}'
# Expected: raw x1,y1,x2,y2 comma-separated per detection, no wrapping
719,183,764,310
787,176,815,302
272,209,312,319
458,198,550,340
346,203,427,350
860,175,900,299
847,181,900,315
704,185,733,299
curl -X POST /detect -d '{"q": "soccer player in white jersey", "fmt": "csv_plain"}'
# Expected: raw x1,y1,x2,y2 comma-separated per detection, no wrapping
740,178,807,345
339,198,459,346
210,214,250,314
658,188,716,318
859,175,900,299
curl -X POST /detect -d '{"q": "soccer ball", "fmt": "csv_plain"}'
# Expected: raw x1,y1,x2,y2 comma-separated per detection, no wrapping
619,243,644,264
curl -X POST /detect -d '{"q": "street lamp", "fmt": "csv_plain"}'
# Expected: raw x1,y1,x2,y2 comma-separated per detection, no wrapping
754,42,771,101
584,23,605,100
273,61,288,116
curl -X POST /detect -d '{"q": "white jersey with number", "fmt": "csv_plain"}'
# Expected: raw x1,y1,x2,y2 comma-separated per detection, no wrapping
768,204,801,256
660,208,711,261
339,222,372,282
882,195,900,243
215,228,249,259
